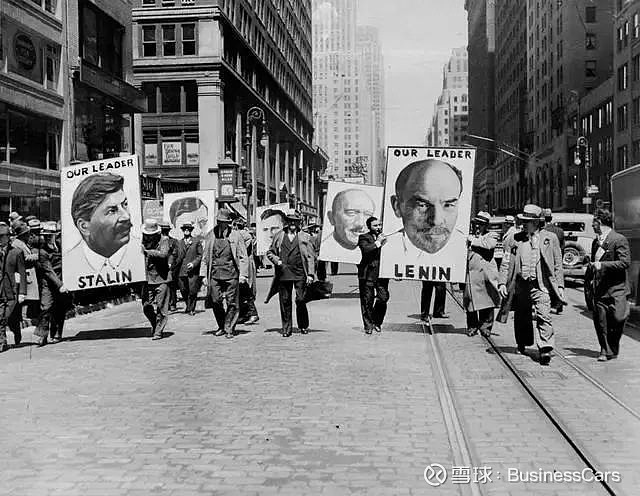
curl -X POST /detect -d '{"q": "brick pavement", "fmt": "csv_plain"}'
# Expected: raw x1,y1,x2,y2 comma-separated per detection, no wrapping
490,284,640,495
0,272,457,496
0,269,629,495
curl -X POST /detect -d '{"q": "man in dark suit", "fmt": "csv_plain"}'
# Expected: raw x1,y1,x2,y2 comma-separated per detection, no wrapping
161,222,179,312
357,216,389,334
0,225,27,352
175,221,203,316
543,208,565,314
588,208,630,361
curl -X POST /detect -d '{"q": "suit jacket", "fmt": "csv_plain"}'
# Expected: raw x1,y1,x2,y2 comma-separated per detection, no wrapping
200,228,249,281
265,230,315,303
36,244,63,294
497,229,565,323
175,236,203,278
144,236,171,284
463,232,500,311
544,224,565,252
0,244,27,300
357,232,383,282
588,230,630,300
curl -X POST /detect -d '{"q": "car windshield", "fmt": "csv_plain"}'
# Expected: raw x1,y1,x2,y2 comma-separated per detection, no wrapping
555,222,585,232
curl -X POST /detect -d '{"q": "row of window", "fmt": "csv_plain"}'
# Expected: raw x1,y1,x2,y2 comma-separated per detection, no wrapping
617,13,640,51
142,24,196,57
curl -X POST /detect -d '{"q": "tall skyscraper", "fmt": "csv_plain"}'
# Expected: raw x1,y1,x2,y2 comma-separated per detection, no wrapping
426,48,469,149
312,0,375,183
357,26,385,185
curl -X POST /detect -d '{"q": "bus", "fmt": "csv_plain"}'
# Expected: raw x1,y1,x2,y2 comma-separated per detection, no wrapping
611,164,640,305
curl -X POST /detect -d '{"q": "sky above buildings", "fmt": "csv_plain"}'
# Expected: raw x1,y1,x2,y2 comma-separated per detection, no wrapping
357,0,468,145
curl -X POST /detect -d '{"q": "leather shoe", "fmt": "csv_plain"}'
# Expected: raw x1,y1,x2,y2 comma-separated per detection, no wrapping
300,328,309,334
226,332,235,339
597,353,608,362
539,352,551,366
282,331,292,338
365,328,372,335
246,316,259,325
374,325,381,333
433,313,449,319
215,329,227,337
467,328,478,337
516,345,526,355
152,334,162,341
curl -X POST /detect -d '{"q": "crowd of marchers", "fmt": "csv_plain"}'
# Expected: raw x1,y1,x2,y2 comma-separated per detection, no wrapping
0,203,630,367
358,204,630,366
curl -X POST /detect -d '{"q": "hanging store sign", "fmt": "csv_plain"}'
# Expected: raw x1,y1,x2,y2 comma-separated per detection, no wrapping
162,142,182,166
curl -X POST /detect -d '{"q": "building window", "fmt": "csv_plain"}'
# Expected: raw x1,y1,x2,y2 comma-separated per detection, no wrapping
634,140,640,161
143,26,156,57
585,6,596,23
618,104,629,131
142,0,155,5
586,33,596,49
618,145,629,171
182,24,196,55
634,97,640,125
618,63,629,90
162,25,176,56
80,1,123,77
585,60,597,78
635,13,640,37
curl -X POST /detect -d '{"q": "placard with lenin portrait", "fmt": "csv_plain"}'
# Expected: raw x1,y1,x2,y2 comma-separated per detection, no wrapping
319,181,384,264
163,190,216,240
61,155,146,291
379,147,476,283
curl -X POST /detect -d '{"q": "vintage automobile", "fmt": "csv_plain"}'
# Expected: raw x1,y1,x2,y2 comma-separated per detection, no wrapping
547,212,596,279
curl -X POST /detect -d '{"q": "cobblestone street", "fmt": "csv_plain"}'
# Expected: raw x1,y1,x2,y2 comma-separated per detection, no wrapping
1,269,638,495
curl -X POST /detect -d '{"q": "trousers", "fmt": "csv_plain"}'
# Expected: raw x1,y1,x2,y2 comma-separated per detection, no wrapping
359,278,389,330
34,288,72,340
421,282,446,317
593,296,626,357
239,282,258,320
278,280,309,334
209,278,240,333
466,308,495,336
142,283,170,338
513,278,554,351
179,275,201,313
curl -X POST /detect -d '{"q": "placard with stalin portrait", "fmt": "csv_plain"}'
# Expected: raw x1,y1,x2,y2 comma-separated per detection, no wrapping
379,147,476,283
61,155,146,291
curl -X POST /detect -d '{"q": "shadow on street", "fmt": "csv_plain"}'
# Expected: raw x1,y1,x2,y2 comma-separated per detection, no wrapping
67,328,175,341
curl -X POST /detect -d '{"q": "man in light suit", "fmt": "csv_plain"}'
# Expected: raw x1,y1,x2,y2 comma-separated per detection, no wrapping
587,208,630,361
498,204,566,365
200,209,248,339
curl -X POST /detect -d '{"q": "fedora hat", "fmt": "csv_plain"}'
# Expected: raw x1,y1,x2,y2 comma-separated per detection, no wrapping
181,221,195,230
285,209,301,221
141,218,161,235
12,221,30,237
505,215,515,223
473,211,491,224
517,204,543,221
27,218,41,231
8,211,21,223
216,208,233,223
40,221,59,235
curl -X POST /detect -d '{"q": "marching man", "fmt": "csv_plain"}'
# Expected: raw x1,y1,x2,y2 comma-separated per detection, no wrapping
464,212,500,337
498,205,565,365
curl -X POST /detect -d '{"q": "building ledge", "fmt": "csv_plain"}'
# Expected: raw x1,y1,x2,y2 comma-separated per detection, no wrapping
5,0,63,36
132,5,218,20
80,62,146,112
0,73,64,118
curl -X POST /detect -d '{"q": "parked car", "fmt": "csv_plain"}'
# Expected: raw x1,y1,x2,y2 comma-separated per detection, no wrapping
547,213,595,279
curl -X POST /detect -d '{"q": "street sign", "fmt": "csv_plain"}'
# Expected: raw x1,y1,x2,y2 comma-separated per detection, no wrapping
582,197,592,205
234,187,247,194
587,185,599,194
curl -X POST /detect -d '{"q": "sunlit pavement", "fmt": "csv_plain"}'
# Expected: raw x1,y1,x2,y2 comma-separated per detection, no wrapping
0,269,638,495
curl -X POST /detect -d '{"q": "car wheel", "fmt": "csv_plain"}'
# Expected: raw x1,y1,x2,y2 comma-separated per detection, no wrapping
563,246,581,267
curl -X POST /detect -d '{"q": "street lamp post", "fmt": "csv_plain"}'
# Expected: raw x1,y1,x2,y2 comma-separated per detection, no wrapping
244,107,268,224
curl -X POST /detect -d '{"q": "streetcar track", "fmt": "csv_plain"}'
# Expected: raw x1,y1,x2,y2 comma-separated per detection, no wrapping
445,285,621,496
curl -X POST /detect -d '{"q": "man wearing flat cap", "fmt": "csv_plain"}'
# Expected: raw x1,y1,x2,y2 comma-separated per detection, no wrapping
498,204,565,365
200,209,248,338
0,224,27,352
174,221,203,315
464,212,501,337
141,219,171,340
